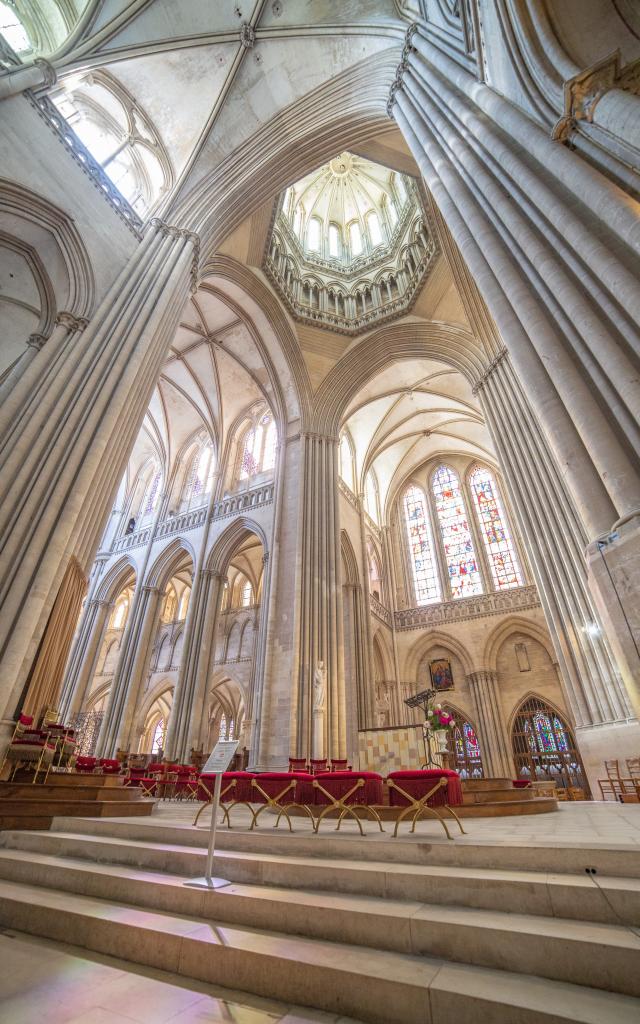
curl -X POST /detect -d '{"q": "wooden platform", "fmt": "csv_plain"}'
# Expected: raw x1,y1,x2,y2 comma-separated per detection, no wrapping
0,772,155,831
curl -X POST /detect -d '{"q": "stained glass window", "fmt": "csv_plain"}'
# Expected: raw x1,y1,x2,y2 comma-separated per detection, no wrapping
463,723,480,759
241,580,252,607
534,713,556,752
219,714,227,741
239,414,276,481
444,708,484,778
432,465,482,599
553,716,569,752
143,471,161,516
470,466,523,590
151,719,165,753
187,442,215,507
403,485,440,605
263,418,277,471
365,471,380,524
339,433,355,491
512,696,586,790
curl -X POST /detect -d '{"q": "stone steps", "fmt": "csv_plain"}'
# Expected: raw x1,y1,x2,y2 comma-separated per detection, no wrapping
3,828,640,925
0,875,638,1024
0,844,639,996
2,817,639,1022
46,814,640,877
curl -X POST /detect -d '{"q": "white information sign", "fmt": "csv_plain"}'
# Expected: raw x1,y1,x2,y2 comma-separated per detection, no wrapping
184,739,240,890
202,739,239,775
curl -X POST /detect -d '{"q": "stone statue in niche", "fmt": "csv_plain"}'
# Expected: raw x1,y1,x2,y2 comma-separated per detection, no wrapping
375,686,391,728
313,661,326,710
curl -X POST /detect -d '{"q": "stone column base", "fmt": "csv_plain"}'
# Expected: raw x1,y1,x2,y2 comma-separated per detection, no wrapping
586,514,640,719
576,719,640,799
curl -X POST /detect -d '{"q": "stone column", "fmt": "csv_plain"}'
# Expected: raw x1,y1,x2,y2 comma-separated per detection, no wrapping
165,570,227,761
294,433,346,761
0,58,56,100
0,313,88,409
245,550,272,767
95,584,161,757
343,582,367,741
467,670,513,778
391,30,640,526
389,26,640,749
0,220,197,752
58,598,113,720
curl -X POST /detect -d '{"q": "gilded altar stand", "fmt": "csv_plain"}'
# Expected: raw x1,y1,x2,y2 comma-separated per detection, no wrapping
0,772,155,831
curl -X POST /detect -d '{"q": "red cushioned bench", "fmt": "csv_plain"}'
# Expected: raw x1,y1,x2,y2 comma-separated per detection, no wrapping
312,771,385,836
387,769,466,840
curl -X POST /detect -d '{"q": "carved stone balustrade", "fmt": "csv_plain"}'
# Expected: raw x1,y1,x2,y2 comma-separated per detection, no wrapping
395,585,541,630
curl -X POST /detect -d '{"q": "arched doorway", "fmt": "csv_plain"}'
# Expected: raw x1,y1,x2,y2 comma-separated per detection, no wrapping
511,695,587,793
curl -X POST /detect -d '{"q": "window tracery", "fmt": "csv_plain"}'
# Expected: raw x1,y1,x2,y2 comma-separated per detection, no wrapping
184,440,216,509
403,484,440,605
51,72,172,215
237,411,277,484
432,465,482,599
470,466,523,590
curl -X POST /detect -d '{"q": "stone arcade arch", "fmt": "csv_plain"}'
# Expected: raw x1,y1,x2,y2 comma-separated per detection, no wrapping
164,518,268,765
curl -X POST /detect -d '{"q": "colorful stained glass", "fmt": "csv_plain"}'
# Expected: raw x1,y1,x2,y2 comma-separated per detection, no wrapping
432,465,482,599
240,415,276,479
534,712,556,752
454,730,465,758
553,716,569,752
143,471,161,515
470,466,523,590
463,723,480,758
403,485,441,605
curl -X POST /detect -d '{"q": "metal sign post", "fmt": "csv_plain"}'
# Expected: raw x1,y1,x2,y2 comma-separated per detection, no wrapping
184,739,239,891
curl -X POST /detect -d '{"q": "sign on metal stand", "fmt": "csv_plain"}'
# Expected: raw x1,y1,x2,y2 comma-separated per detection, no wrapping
184,739,239,890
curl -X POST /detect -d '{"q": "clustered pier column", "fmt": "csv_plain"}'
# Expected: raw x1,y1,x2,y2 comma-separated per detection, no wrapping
389,24,640,779
0,219,198,749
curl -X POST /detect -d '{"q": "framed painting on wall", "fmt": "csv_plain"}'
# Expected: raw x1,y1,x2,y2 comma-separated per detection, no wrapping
429,658,454,691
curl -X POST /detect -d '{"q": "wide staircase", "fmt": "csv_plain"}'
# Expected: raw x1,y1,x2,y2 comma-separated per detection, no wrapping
0,773,155,830
0,816,638,1023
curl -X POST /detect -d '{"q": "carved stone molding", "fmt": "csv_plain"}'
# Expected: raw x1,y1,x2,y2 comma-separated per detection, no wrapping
240,23,256,48
471,347,508,394
34,58,57,90
27,333,47,350
387,23,418,117
56,311,89,332
552,49,640,140
395,584,540,630
32,94,143,234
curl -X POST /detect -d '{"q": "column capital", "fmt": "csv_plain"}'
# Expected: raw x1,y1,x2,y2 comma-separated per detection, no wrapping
56,311,90,333
34,57,57,89
27,333,47,351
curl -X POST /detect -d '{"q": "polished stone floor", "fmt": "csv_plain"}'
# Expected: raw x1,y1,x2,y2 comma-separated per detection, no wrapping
0,930,363,1024
151,799,640,849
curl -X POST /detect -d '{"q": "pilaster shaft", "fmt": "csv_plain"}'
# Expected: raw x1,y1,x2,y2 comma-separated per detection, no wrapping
467,669,513,778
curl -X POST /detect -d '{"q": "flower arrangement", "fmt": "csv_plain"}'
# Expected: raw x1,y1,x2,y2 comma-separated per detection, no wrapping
424,703,456,732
